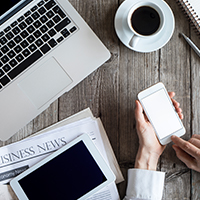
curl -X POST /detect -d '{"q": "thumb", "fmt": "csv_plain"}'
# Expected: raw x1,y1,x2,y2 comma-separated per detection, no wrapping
135,100,146,124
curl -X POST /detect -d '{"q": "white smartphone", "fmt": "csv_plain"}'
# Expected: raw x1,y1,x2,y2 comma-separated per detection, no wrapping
137,82,185,145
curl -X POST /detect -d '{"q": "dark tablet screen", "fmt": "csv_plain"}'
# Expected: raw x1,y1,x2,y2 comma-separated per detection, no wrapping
18,141,107,200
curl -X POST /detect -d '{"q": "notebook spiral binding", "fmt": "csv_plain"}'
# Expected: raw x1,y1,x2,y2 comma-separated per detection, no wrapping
176,0,200,36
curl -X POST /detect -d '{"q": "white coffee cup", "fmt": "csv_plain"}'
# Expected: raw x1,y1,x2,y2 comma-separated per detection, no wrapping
127,1,165,48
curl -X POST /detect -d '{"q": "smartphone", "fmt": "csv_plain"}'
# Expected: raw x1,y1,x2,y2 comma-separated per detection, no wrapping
137,82,185,145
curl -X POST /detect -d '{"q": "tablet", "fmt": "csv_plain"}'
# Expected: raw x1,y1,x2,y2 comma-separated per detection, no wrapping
10,134,116,200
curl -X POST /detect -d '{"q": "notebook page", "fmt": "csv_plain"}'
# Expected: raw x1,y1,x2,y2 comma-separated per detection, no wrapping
184,0,200,18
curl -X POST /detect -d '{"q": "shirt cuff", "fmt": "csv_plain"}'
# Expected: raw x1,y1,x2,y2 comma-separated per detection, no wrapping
125,168,165,200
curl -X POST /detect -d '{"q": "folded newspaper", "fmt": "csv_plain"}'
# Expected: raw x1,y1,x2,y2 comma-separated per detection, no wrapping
0,108,124,200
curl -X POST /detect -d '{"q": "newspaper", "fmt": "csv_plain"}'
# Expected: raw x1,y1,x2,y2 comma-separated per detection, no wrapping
0,109,122,199
26,108,124,184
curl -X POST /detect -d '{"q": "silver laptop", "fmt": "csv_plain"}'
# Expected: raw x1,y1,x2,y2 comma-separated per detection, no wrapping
0,0,110,141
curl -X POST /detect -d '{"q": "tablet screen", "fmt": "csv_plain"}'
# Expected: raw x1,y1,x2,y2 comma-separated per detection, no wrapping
18,141,107,199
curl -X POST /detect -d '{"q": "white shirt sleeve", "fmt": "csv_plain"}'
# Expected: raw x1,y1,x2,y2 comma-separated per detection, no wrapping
123,169,165,200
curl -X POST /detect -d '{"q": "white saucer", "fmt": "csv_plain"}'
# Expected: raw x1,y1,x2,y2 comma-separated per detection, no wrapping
114,0,175,53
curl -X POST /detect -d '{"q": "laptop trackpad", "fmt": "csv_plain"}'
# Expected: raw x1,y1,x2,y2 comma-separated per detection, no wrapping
18,57,72,109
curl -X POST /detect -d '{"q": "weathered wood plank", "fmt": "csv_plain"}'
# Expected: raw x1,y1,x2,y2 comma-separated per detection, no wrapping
1,0,200,199
114,0,160,197
160,0,191,199
117,48,160,198
60,0,120,158
191,25,200,200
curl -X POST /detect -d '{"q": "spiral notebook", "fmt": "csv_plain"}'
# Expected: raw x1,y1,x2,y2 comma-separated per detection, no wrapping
176,0,200,34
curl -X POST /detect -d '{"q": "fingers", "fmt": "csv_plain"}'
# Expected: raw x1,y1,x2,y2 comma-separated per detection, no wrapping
178,111,184,120
168,92,184,119
172,135,200,172
168,91,175,98
189,135,200,149
171,135,200,159
192,134,200,140
171,98,182,113
172,145,197,170
171,98,180,109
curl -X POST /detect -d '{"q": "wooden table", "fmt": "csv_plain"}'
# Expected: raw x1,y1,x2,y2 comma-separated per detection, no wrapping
1,0,200,199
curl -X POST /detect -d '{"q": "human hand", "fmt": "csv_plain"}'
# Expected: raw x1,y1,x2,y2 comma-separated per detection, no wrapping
171,134,200,172
134,92,183,171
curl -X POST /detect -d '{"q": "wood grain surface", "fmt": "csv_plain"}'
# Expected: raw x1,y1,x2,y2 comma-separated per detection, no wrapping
1,0,200,199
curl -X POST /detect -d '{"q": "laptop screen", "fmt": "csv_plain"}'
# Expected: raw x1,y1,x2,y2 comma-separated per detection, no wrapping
0,0,33,25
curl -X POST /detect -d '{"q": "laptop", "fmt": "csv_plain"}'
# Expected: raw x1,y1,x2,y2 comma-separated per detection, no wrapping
0,0,110,141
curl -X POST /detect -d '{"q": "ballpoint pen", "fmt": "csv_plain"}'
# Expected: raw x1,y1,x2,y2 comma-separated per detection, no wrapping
181,33,200,58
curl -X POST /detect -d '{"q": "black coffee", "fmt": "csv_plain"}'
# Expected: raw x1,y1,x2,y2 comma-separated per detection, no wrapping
131,6,160,36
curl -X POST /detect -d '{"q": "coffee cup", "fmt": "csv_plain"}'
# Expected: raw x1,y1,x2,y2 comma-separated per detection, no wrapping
127,1,165,48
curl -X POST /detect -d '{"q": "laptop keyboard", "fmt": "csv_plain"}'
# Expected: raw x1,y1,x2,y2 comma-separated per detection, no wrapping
0,0,78,90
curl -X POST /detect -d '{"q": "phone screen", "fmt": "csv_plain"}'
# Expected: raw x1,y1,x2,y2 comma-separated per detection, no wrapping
140,88,182,139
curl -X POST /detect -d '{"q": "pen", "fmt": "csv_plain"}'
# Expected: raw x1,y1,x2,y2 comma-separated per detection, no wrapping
181,33,200,58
